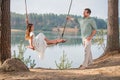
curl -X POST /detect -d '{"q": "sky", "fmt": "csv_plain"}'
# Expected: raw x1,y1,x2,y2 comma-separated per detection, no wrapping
11,0,120,19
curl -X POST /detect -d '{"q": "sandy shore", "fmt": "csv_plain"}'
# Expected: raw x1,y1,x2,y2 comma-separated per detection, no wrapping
11,29,24,32
0,53,120,80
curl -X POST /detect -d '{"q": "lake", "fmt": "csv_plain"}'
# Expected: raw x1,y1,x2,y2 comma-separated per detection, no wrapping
11,31,106,69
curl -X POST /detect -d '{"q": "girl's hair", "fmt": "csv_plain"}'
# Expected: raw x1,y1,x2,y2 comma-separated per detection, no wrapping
25,23,33,40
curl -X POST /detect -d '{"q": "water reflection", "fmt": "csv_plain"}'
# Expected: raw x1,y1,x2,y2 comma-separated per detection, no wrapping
11,31,83,46
11,31,104,69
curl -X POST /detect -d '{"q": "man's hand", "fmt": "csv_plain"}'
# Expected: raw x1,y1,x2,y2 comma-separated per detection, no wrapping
87,30,96,41
66,16,74,21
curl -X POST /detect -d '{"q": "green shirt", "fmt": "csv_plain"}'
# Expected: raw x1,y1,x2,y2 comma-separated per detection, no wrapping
76,17,97,40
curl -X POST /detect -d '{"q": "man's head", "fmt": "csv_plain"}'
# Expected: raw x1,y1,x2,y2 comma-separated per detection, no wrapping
83,8,91,17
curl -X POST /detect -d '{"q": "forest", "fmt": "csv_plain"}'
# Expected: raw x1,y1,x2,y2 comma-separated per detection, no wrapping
11,12,108,31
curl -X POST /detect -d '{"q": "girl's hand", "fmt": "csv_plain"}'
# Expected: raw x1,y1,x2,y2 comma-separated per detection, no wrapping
25,19,29,24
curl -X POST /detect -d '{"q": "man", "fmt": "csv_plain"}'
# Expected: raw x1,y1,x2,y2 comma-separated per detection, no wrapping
67,8,97,69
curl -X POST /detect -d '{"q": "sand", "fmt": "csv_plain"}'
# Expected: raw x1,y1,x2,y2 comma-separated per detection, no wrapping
0,53,120,80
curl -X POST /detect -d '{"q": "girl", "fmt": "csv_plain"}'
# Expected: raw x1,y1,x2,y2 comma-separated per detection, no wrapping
25,23,66,58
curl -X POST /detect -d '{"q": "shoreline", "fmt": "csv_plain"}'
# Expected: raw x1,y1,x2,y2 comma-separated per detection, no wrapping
11,29,24,32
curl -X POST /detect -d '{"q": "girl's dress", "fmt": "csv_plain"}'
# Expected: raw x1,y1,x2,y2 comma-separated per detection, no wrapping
29,32,47,59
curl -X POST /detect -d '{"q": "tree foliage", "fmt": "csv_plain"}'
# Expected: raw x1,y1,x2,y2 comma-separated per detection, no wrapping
13,40,36,68
55,51,72,70
11,12,107,31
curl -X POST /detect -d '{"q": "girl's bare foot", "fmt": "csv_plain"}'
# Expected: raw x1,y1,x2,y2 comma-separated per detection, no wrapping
56,39,66,43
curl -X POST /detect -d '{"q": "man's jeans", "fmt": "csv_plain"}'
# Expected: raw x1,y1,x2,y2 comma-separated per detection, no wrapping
82,39,92,67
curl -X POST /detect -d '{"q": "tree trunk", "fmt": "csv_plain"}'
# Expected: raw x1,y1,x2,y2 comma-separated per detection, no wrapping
0,0,11,65
105,0,119,53
0,0,1,26
0,0,2,65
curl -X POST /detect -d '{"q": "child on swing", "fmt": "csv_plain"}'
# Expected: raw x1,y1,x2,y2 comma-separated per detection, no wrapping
25,21,66,58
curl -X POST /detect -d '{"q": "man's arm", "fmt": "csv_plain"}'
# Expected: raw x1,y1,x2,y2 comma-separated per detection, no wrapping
87,19,97,41
87,30,96,41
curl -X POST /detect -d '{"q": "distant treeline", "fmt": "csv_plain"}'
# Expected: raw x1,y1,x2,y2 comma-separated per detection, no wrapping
11,12,107,31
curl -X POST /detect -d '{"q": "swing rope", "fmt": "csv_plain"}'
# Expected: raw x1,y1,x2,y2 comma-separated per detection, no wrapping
25,0,29,25
25,0,73,38
61,0,73,38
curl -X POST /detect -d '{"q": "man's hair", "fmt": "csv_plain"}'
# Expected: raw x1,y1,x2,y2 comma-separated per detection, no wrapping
85,8,91,14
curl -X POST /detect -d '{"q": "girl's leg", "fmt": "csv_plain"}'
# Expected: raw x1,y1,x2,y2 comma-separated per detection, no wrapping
45,38,66,45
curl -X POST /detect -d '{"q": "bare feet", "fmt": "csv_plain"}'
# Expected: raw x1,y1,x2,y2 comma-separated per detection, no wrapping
56,39,66,43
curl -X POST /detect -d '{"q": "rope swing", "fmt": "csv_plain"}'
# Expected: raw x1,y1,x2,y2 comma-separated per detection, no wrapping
61,0,73,38
25,0,29,25
24,0,72,58
24,0,73,38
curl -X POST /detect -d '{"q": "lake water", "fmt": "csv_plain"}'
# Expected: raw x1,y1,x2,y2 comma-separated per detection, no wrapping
11,31,105,69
